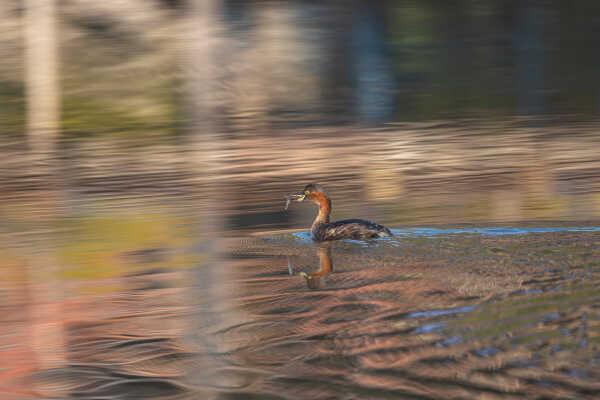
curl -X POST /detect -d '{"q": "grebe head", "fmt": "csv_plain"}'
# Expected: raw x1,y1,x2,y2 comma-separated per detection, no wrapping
302,183,329,202
285,183,329,209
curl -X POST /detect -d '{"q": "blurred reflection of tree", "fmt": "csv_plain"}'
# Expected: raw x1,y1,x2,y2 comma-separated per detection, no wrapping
351,3,395,124
25,0,59,155
515,1,546,115
183,0,242,393
23,0,67,393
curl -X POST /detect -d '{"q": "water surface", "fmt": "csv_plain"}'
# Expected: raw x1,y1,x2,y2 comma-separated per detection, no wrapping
219,228,600,399
3,0,600,397
2,126,600,399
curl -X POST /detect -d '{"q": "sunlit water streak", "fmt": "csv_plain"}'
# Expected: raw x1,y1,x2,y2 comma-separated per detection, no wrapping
392,226,600,237
292,226,600,242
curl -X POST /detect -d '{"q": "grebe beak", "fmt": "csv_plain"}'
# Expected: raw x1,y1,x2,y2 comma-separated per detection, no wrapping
284,192,305,210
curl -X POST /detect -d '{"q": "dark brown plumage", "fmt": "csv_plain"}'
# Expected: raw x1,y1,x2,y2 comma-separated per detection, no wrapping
286,183,393,241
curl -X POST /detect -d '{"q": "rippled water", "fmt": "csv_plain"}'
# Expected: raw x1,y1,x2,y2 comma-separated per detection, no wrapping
217,229,600,399
3,215,600,399
4,0,600,396
1,122,600,399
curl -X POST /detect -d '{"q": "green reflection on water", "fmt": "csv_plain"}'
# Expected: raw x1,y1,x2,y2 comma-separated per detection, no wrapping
459,283,599,339
58,212,199,280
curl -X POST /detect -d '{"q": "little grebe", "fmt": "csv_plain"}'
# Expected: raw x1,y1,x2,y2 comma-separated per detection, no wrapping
285,183,393,241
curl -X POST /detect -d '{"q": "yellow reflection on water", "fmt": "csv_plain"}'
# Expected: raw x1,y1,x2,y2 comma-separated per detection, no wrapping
58,212,198,281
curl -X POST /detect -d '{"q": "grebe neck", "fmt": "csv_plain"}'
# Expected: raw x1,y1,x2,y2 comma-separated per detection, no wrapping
312,194,331,230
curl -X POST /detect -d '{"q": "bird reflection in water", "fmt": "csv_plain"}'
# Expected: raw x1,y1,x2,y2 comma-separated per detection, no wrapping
288,245,333,289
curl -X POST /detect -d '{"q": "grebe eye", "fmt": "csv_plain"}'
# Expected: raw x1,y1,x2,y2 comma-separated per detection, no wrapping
304,190,310,195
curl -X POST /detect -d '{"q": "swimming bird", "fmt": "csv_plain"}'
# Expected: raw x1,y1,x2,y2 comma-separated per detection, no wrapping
285,183,393,241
